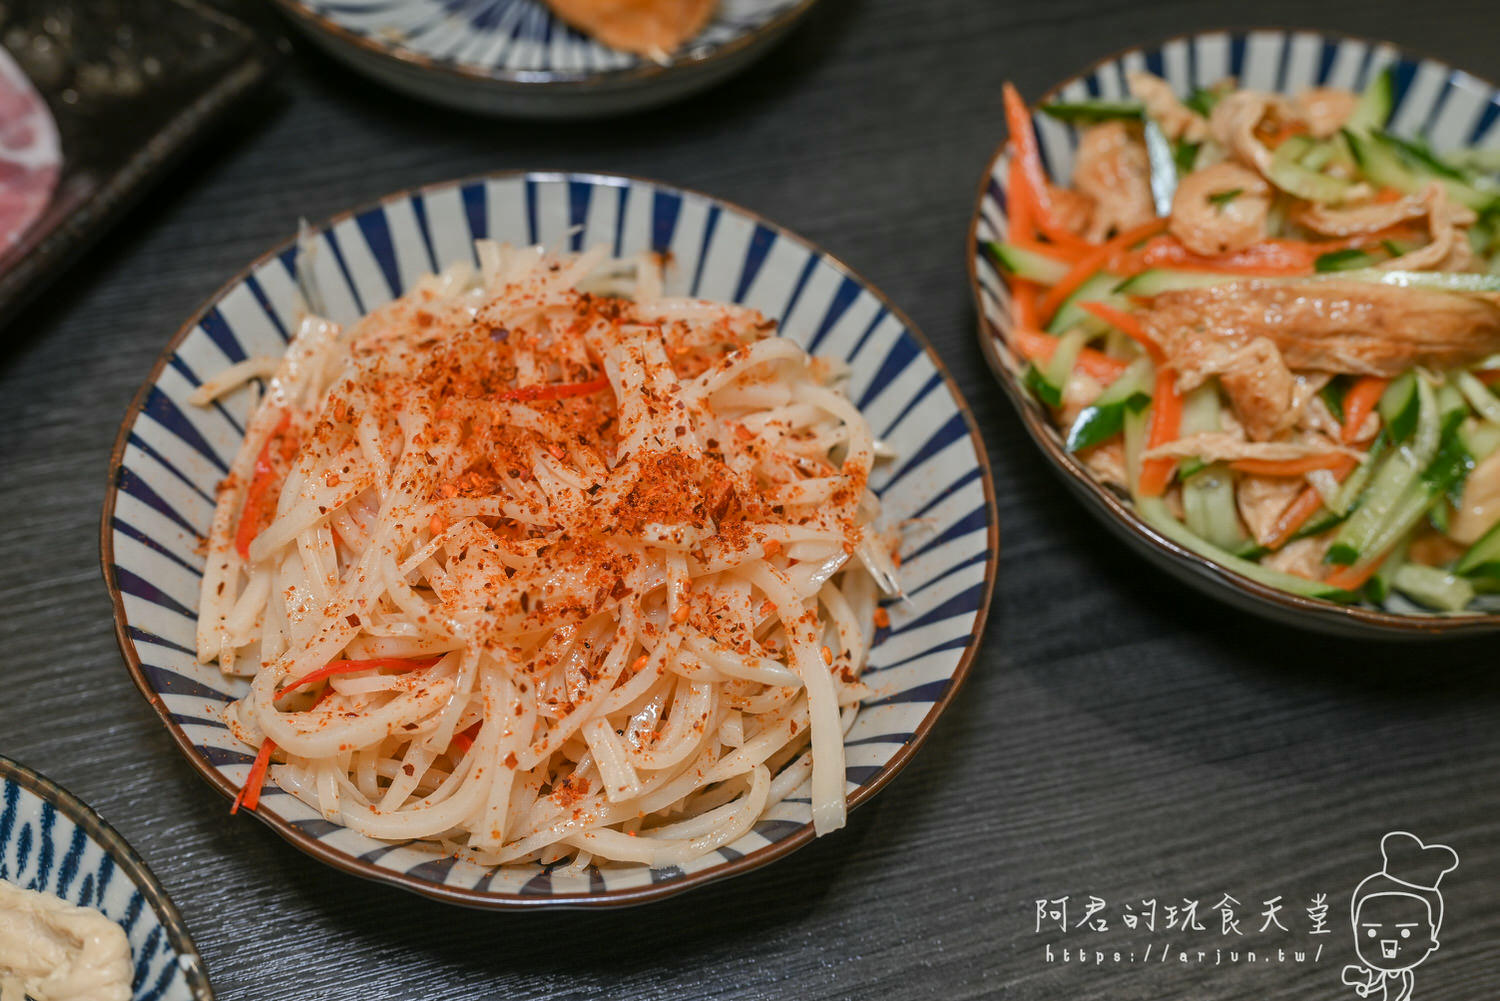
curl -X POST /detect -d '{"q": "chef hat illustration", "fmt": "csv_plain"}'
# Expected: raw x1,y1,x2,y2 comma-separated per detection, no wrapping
1377,832,1459,891
1352,832,1459,935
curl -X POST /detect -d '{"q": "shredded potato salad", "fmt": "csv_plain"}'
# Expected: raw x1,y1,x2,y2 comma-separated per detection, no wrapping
193,243,900,870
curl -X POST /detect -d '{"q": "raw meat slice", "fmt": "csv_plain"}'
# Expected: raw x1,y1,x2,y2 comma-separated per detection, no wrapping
0,45,59,251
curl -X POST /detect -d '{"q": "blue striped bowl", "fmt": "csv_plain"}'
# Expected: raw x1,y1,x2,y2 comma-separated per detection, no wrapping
103,171,997,907
969,30,1500,638
0,756,212,1000
271,0,821,117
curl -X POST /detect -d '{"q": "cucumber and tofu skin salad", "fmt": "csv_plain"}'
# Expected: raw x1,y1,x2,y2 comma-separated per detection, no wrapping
990,70,1500,613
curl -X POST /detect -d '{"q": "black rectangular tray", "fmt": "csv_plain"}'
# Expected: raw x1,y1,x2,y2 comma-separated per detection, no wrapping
0,0,276,324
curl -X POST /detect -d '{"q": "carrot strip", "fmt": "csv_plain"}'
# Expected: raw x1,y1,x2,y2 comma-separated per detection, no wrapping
1479,369,1500,387
230,738,275,815
1079,300,1165,363
1265,488,1330,550
1038,218,1168,324
449,722,483,755
1264,376,1386,548
1011,278,1041,330
1341,376,1389,444
1138,368,1183,497
498,376,611,404
275,655,443,702
1326,555,1386,592
1002,83,1092,253
1007,156,1036,244
1011,327,1128,384
1229,454,1355,476
1257,120,1309,149
234,411,294,559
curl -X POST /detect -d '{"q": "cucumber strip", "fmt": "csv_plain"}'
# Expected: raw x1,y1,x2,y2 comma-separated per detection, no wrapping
1177,458,1206,481
1123,406,1150,497
1326,448,1422,564
1425,418,1478,506
1368,131,1499,212
1040,99,1144,124
1043,327,1091,395
1358,480,1438,570
1314,248,1375,272
1300,139,1338,171
1372,131,1470,182
1321,268,1500,294
1360,422,1474,562
1173,139,1200,175
1183,83,1232,119
1179,383,1221,436
1181,464,1247,552
1412,376,1443,461
1048,271,1121,335
1329,381,1439,564
1363,540,1408,605
1456,519,1500,579
986,241,1071,286
1321,376,1349,425
1331,431,1389,515
1437,383,1469,438
1455,369,1500,425
1342,128,1496,212
1065,358,1154,452
1306,468,1344,509
1143,119,1178,217
1392,563,1476,612
1024,364,1065,408
1292,507,1347,542
1347,65,1395,133
1446,148,1500,174
1169,383,1221,483
1269,135,1352,202
1461,418,1500,461
1429,501,1452,534
1343,127,1415,192
1112,269,1237,295
1135,497,1351,600
1379,372,1419,442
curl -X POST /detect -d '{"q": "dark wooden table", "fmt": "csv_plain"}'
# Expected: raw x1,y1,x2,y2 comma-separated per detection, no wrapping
4,1,1499,997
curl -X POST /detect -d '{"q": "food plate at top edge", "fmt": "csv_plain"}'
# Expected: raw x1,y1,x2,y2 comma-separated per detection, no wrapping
968,28,1500,638
102,170,998,908
0,755,213,1000
270,0,822,118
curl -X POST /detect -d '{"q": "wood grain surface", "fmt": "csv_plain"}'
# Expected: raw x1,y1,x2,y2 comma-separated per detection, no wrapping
3,1,1498,998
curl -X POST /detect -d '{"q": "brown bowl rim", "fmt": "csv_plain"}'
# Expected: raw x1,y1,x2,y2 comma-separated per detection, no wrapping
101,168,1000,908
964,26,1500,637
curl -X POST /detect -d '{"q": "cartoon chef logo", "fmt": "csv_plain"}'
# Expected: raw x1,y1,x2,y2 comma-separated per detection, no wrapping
1341,832,1458,1001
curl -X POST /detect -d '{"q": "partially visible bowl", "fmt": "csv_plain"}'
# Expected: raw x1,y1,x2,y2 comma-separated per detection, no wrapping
0,755,213,1000
103,170,998,907
967,29,1500,638
271,0,821,118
